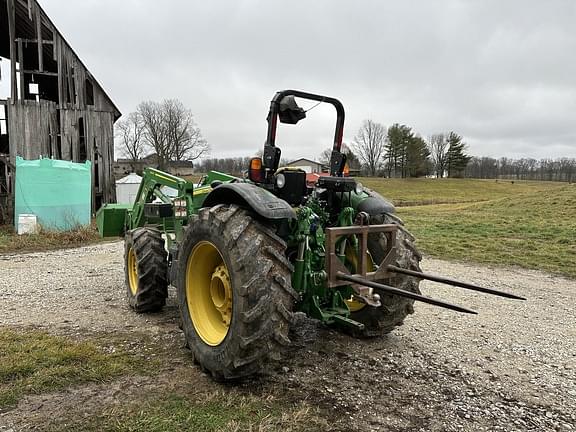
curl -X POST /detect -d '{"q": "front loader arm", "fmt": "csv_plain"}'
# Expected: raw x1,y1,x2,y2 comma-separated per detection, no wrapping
128,168,194,231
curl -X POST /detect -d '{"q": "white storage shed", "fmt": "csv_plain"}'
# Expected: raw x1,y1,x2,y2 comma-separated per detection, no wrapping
115,173,142,204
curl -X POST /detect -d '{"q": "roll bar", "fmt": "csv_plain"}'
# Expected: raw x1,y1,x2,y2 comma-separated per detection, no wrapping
263,90,346,177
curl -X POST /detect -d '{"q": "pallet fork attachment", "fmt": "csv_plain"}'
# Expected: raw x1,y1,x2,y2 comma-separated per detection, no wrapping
325,222,525,315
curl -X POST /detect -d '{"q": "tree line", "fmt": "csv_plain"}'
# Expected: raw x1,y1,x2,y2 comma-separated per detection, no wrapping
198,157,255,175
349,119,575,182
195,152,576,184
350,120,471,178
117,106,575,183
465,156,576,182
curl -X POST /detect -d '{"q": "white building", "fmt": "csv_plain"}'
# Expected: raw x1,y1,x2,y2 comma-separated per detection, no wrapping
115,173,142,204
286,158,326,174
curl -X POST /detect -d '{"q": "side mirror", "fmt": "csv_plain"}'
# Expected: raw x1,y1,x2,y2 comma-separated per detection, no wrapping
248,157,264,183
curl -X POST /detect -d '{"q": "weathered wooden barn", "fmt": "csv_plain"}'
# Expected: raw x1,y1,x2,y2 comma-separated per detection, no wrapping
0,0,120,223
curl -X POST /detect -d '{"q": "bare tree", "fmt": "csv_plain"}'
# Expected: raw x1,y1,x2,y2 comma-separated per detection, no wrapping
163,99,209,162
137,101,168,168
115,112,145,162
558,158,575,182
428,133,448,178
137,99,209,170
352,120,387,176
319,147,332,165
342,143,362,170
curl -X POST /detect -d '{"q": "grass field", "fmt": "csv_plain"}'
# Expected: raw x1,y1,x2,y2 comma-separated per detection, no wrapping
359,178,575,278
360,177,564,206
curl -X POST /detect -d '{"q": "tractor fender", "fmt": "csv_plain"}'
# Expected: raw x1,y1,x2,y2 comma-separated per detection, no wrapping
202,183,296,220
357,188,396,215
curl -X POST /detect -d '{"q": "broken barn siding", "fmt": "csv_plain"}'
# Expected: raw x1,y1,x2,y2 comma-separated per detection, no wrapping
0,0,121,222
6,100,58,161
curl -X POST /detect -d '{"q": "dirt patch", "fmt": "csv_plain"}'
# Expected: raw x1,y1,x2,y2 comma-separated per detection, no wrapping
1,242,575,431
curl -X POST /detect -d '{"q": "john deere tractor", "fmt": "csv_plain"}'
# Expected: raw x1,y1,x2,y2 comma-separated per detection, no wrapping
97,90,523,380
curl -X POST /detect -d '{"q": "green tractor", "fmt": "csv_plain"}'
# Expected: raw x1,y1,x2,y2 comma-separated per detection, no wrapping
97,90,524,380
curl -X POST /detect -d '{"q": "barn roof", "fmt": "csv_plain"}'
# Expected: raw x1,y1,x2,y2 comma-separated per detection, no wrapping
0,0,121,120
116,172,142,184
287,158,324,166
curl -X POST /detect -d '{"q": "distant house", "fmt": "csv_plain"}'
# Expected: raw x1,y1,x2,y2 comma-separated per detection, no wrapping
113,154,154,179
286,158,326,174
168,160,195,177
113,154,194,179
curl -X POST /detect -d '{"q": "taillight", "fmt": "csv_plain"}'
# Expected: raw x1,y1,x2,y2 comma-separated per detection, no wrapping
249,157,264,183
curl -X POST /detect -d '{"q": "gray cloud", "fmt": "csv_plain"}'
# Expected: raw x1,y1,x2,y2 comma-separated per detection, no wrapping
21,1,576,160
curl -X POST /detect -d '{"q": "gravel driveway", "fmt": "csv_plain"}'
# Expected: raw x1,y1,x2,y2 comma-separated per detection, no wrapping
1,241,575,431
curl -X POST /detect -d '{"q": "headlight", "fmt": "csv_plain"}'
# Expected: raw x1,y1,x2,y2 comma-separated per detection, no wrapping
276,173,286,189
355,182,364,194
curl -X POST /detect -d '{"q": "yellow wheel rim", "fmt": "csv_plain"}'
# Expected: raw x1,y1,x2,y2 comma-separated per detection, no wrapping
343,244,377,313
127,247,138,296
186,241,232,346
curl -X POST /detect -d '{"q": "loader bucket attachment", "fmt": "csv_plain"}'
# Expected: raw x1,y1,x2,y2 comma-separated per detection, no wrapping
96,203,131,237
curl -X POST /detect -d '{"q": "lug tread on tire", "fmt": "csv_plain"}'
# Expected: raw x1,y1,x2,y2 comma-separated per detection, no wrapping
124,227,168,313
177,205,295,379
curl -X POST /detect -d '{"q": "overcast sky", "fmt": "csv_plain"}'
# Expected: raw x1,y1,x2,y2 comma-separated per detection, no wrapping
2,0,575,161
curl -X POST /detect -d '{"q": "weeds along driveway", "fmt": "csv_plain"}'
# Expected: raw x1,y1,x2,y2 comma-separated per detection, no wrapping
1,241,575,431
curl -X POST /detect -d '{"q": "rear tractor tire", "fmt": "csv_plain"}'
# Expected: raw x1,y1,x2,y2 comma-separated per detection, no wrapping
177,205,297,380
348,212,423,337
124,227,168,313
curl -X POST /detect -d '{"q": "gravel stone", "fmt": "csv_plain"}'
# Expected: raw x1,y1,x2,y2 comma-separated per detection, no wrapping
1,242,575,431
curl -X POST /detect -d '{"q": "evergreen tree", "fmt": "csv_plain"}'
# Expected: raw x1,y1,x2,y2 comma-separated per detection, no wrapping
446,132,471,178
406,136,431,177
386,124,430,178
386,124,411,177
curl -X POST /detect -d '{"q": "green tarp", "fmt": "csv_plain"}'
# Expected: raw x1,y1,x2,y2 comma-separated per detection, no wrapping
15,157,92,231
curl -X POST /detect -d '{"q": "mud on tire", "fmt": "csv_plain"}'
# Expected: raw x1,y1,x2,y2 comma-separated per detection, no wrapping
349,212,422,337
177,205,298,380
124,227,168,313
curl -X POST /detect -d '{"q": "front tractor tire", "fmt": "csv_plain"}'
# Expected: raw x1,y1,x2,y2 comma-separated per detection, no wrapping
348,213,423,337
177,205,297,380
124,227,168,313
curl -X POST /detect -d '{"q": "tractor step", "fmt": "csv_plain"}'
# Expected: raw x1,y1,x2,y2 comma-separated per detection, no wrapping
332,314,365,330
